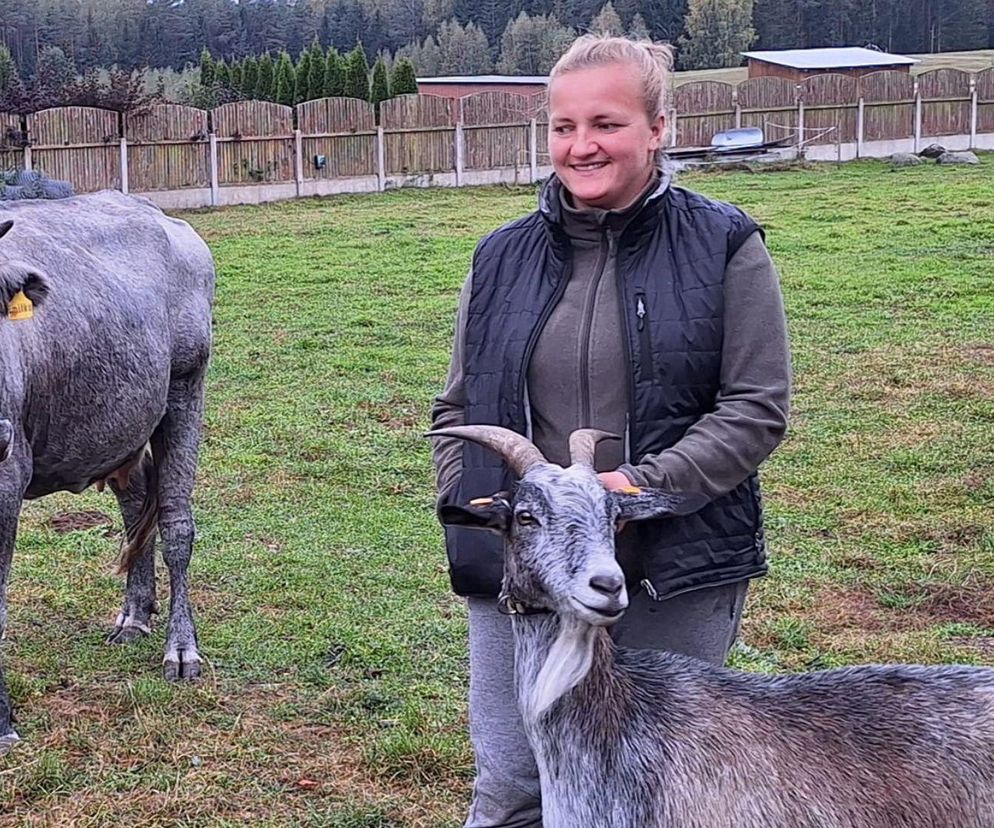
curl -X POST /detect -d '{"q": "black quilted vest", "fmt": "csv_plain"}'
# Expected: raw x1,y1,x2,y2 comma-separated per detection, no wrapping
442,179,769,599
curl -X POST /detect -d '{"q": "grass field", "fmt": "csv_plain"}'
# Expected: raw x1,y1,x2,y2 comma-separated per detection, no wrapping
1,157,993,826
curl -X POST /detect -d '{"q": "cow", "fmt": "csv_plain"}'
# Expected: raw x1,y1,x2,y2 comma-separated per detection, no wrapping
0,190,215,753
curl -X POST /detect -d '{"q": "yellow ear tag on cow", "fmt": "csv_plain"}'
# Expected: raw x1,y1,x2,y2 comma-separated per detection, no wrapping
469,497,494,506
618,485,642,495
8,291,33,321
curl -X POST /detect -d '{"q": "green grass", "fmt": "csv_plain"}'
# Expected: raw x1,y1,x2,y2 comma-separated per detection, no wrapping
2,157,993,824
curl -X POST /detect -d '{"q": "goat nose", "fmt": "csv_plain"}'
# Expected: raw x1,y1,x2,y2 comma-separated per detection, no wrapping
589,572,624,597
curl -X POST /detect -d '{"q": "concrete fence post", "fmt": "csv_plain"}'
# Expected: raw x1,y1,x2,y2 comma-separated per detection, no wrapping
455,123,464,187
119,138,129,194
294,129,304,197
970,78,978,149
529,118,538,183
856,97,864,159
913,81,922,153
209,134,220,207
376,126,385,192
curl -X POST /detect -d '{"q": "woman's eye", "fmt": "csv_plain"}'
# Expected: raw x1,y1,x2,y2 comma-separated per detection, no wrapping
516,511,538,526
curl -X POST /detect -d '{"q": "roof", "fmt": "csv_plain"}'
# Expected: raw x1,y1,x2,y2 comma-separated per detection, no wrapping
740,47,920,70
416,75,548,85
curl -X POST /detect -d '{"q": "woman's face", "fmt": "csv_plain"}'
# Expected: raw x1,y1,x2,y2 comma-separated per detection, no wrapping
548,61,664,211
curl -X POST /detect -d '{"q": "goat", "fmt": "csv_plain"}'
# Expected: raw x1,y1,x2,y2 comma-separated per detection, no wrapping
430,425,994,828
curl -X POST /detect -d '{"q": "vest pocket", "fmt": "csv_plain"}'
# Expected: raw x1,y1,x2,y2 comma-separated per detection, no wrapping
635,292,658,383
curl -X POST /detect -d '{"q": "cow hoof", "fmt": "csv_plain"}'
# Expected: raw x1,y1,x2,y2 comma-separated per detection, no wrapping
163,650,202,682
106,625,149,645
0,731,20,757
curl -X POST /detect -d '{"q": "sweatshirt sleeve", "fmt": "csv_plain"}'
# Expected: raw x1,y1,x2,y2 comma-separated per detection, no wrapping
617,231,791,499
430,271,472,499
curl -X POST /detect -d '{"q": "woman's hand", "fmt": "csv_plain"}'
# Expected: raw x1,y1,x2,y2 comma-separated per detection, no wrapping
597,470,633,491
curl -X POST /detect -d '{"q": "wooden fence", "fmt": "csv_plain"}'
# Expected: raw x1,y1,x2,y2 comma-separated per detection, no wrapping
1,69,990,206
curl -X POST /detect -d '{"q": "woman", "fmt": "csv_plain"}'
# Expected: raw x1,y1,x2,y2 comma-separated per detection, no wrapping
431,34,790,828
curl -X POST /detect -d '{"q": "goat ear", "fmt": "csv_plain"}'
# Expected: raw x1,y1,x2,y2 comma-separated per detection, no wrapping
612,488,684,523
439,496,511,532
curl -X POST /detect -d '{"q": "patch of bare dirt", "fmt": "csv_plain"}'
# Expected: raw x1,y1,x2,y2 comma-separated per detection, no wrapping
47,511,113,535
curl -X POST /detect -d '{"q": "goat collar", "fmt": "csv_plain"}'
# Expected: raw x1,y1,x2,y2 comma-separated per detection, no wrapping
497,592,552,616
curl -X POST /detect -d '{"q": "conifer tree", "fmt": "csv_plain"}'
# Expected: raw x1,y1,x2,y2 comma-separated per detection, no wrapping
256,52,276,101
390,58,418,95
324,49,346,97
274,51,295,105
343,44,370,100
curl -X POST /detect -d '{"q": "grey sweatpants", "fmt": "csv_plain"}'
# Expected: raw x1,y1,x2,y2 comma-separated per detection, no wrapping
463,581,749,828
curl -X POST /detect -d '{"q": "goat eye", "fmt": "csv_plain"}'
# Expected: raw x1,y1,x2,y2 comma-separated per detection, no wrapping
515,511,538,526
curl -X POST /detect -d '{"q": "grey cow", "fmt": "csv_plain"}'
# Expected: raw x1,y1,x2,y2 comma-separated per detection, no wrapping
433,425,994,828
0,190,215,752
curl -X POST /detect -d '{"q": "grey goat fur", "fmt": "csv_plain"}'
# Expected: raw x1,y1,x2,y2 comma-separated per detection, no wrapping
432,424,994,828
0,191,215,753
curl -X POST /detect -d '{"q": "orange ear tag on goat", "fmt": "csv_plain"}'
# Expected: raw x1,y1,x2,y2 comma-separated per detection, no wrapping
618,485,642,495
8,290,33,321
469,497,494,506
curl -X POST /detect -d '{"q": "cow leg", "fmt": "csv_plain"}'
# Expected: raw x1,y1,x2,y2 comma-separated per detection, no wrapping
0,481,26,751
106,469,158,645
155,372,205,682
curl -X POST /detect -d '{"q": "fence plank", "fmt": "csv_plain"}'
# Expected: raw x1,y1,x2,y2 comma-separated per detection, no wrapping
798,74,858,144
297,97,375,134
673,81,735,147
381,95,454,129
124,104,210,192
211,101,294,185
977,68,994,134
27,107,121,192
859,71,915,141
735,77,798,142
0,112,23,170
918,68,972,137
460,92,532,170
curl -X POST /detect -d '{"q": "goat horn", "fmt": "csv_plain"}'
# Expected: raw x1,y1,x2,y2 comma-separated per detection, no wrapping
568,429,620,467
426,425,547,477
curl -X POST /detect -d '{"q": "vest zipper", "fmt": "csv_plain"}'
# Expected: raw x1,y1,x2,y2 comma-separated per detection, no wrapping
616,240,636,465
579,228,613,428
520,259,572,437
635,291,656,381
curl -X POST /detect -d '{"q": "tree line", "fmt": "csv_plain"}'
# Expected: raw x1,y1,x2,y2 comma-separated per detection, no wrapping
0,0,991,111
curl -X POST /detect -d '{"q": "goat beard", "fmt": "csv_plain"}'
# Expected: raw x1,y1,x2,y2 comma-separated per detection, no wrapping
525,616,598,719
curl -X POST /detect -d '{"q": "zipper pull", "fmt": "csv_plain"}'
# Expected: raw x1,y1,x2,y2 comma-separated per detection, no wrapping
636,295,646,331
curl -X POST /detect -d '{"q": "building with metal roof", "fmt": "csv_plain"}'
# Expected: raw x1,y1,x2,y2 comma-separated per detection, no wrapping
741,47,919,82
416,75,548,98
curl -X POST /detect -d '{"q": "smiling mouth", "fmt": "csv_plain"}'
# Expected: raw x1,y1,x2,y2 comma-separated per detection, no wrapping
571,161,609,172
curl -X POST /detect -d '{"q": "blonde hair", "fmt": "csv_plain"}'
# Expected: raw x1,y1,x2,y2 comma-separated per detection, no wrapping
549,35,674,122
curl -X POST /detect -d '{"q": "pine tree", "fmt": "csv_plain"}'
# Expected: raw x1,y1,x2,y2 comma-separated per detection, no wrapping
0,46,19,96
215,59,231,92
274,51,295,105
390,57,418,95
242,55,260,100
230,62,244,97
308,39,326,100
678,0,756,69
324,48,346,96
199,47,216,90
498,12,575,74
370,54,391,111
343,44,370,100
590,1,623,35
256,52,276,101
294,49,312,103
628,11,650,39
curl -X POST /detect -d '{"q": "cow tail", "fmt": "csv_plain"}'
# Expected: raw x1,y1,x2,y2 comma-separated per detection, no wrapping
116,446,160,575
